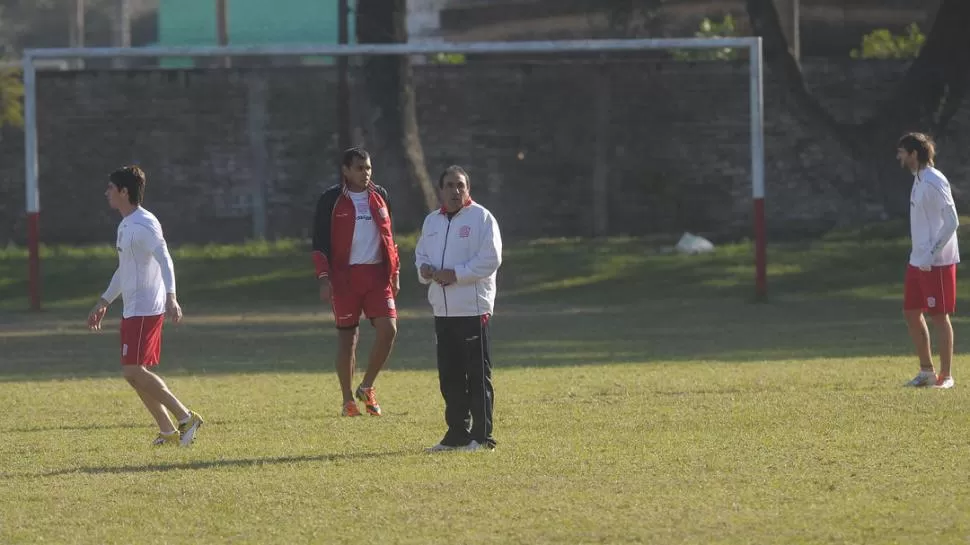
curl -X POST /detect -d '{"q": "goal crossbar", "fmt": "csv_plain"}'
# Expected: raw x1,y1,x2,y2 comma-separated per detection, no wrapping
24,38,762,59
19,38,766,310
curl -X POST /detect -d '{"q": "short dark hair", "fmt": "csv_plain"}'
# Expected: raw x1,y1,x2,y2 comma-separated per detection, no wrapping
438,165,470,189
898,132,936,166
342,147,370,167
109,166,146,205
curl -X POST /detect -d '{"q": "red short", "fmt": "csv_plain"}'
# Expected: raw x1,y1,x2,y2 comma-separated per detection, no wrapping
331,264,396,329
120,314,165,366
903,264,957,315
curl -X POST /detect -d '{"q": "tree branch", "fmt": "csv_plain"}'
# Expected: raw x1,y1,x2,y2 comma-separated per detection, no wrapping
745,0,854,141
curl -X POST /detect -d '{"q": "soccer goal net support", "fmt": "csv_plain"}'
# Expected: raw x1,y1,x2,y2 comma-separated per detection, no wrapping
18,38,765,310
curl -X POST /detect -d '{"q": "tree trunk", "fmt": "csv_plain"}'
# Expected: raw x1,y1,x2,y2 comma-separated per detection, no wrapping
746,0,970,215
112,0,131,69
747,0,970,137
865,0,970,136
69,0,86,70
355,0,437,229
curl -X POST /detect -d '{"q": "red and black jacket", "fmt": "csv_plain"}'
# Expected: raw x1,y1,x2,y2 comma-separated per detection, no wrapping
311,183,400,288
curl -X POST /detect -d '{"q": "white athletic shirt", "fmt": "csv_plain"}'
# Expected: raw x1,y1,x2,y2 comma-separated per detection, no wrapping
348,190,382,265
101,207,176,318
910,166,960,267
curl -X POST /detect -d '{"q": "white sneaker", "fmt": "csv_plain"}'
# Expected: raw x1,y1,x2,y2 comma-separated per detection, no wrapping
178,412,204,447
934,376,955,389
424,443,458,453
460,441,484,452
905,370,937,387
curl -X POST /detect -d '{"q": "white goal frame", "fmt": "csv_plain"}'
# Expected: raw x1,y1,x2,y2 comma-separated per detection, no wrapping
20,38,766,310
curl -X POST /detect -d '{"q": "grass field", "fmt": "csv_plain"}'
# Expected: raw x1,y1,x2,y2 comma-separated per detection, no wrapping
2,223,970,544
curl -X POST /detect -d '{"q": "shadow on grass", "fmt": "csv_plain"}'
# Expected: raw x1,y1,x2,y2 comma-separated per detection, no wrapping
5,449,416,479
2,225,949,313
0,296,925,382
3,227,957,380
5,422,147,433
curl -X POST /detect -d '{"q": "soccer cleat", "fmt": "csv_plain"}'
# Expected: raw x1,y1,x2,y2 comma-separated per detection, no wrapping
342,399,362,417
905,370,937,387
178,412,204,447
355,385,382,416
934,375,955,389
151,431,180,446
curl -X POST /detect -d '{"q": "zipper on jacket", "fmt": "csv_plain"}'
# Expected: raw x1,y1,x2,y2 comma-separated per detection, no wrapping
439,217,453,316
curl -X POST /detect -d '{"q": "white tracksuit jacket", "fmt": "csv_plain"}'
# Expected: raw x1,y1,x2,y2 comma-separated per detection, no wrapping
414,201,503,317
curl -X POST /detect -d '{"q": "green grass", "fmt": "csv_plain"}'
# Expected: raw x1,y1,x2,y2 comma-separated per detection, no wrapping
2,223,970,544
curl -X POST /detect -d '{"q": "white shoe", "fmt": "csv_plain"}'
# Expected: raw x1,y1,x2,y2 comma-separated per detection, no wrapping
460,441,484,452
178,412,204,447
905,370,937,387
424,443,458,453
934,376,955,389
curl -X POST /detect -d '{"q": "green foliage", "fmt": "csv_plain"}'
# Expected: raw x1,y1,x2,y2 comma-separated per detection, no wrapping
672,15,741,62
428,52,466,65
850,23,925,60
0,64,23,129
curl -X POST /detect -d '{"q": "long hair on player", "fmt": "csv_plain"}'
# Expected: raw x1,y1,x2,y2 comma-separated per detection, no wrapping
898,132,936,167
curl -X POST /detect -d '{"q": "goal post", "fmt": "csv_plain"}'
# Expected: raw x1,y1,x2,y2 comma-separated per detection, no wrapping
20,37,766,311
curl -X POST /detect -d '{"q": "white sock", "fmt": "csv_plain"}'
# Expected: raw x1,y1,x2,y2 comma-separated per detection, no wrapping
178,413,193,425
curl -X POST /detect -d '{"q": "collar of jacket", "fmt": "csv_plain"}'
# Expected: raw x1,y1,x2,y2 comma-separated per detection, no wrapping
439,199,474,215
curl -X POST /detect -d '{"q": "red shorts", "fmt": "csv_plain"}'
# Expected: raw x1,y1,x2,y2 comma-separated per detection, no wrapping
904,264,957,315
120,314,165,366
331,264,396,329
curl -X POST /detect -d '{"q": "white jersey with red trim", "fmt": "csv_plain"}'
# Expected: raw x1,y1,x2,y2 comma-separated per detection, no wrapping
102,207,176,318
910,166,960,267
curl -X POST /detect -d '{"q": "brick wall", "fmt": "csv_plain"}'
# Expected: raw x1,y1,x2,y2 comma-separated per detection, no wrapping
0,58,967,246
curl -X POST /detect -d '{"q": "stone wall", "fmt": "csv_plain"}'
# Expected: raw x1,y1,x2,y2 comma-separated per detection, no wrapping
0,58,967,245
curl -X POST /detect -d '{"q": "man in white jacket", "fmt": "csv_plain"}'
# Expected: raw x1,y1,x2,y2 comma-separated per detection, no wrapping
415,166,503,452
898,133,960,389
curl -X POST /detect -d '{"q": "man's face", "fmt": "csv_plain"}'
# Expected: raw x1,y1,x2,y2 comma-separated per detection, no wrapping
440,172,469,213
897,147,918,171
342,156,372,189
105,182,126,210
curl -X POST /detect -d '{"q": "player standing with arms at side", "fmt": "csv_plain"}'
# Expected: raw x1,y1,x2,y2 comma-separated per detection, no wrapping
898,133,960,389
312,148,400,416
416,166,503,452
87,166,204,446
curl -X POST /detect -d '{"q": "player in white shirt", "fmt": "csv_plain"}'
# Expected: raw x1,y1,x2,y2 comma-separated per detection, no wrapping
87,166,204,445
897,133,960,389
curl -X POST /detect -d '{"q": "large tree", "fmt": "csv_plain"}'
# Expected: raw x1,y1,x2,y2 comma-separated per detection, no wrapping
355,0,437,228
746,0,970,212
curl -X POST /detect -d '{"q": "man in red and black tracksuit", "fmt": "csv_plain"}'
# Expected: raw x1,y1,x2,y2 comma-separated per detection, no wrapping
312,147,400,417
